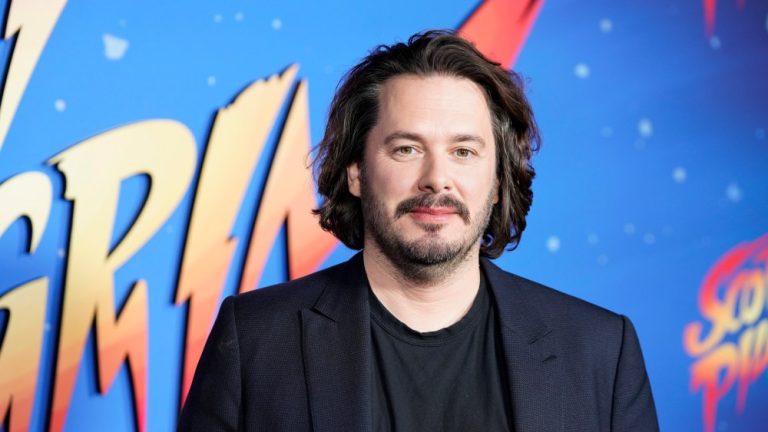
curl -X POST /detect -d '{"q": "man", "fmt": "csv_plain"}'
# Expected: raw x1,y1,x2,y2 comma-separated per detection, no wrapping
179,30,659,431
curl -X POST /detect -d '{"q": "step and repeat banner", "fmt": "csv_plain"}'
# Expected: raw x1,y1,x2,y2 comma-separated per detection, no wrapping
0,0,766,431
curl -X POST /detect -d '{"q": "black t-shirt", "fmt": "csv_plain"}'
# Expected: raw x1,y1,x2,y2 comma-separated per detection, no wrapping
369,275,512,431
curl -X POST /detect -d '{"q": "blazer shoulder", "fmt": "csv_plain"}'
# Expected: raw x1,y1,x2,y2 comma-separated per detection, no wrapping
483,259,625,332
482,259,658,429
515,272,618,320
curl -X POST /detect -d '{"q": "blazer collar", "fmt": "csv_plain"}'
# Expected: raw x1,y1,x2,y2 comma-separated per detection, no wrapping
301,253,372,432
309,252,369,322
481,257,564,431
480,257,552,343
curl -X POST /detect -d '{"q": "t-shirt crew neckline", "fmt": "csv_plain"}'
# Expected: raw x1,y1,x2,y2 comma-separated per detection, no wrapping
368,275,489,347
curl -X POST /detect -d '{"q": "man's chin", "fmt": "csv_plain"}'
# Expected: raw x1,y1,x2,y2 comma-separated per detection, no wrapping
412,222,447,234
397,239,466,266
369,230,480,282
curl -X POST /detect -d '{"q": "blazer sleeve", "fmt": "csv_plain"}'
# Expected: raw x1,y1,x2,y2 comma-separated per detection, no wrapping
178,296,241,431
611,315,659,431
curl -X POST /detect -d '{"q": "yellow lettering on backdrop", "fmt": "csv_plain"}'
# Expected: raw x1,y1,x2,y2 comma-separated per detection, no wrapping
47,120,196,432
0,0,68,149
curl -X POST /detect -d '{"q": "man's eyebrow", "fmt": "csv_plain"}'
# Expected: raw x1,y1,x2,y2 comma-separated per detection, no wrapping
383,131,424,145
383,131,487,147
452,134,487,147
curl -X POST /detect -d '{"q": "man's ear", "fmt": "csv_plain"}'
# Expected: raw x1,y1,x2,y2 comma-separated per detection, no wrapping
347,162,362,197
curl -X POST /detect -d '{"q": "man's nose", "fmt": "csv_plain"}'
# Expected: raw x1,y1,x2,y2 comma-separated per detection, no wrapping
417,153,451,194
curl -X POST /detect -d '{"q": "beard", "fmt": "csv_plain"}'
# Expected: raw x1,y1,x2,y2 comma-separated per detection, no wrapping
360,171,495,282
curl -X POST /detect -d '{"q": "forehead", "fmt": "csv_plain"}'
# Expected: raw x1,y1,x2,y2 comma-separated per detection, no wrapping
372,74,494,139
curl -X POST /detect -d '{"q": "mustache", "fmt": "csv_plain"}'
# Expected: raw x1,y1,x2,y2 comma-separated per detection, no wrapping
394,194,470,223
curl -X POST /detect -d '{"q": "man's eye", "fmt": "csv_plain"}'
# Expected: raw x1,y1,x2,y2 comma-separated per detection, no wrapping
395,146,415,155
455,148,473,158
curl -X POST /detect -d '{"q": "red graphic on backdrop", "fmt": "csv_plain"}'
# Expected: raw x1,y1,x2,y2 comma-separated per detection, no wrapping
683,233,768,432
459,0,543,69
704,0,748,35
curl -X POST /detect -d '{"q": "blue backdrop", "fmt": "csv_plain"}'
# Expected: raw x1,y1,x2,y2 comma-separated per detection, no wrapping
0,0,766,431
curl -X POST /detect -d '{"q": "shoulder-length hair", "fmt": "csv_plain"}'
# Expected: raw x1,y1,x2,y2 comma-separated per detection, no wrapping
313,30,541,258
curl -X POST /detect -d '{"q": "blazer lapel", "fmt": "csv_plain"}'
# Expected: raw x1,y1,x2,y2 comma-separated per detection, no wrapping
301,253,372,432
482,259,565,432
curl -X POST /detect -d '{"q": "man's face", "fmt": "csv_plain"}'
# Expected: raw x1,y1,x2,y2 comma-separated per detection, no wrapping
347,74,498,269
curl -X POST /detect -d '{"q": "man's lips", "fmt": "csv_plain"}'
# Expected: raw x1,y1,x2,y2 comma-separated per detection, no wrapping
408,206,459,222
394,194,470,223
409,207,459,215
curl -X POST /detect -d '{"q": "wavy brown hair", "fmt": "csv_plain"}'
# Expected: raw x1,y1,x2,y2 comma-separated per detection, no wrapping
313,30,540,258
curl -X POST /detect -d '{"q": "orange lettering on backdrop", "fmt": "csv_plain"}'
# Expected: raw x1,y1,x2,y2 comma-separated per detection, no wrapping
0,172,52,432
0,279,48,432
175,66,301,403
683,244,755,357
690,343,738,432
683,234,768,432
48,120,196,432
238,79,337,293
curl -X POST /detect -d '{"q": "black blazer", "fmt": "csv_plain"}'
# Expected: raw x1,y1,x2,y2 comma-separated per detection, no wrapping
179,253,658,431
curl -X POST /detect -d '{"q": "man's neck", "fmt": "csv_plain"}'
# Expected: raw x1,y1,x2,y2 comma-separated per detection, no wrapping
362,246,482,333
